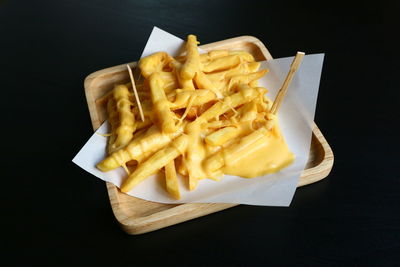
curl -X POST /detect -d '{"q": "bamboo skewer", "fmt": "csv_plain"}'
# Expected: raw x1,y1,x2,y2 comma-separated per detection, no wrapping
127,64,145,122
270,52,305,115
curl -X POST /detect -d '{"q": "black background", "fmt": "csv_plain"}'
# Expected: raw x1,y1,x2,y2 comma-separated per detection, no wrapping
1,1,398,266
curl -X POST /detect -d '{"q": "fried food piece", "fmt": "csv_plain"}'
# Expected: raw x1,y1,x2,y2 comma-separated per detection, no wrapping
139,52,174,78
205,101,257,146
171,60,195,90
97,125,182,172
177,50,254,65
185,122,206,190
180,35,202,80
121,134,189,193
197,84,260,122
149,72,177,133
107,84,136,154
202,52,255,73
194,71,222,98
176,156,188,176
227,70,268,92
200,50,230,62
182,84,261,188
205,126,239,146
229,51,255,62
168,89,216,110
165,160,180,199
95,34,292,199
159,71,179,93
203,54,241,73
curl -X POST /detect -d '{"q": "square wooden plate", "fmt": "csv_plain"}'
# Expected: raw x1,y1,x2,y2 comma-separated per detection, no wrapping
84,36,334,235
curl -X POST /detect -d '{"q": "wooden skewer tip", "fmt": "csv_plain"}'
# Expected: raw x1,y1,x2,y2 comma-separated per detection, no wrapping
271,52,305,115
127,64,145,122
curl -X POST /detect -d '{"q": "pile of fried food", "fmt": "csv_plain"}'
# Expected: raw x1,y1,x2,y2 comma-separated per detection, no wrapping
96,35,294,199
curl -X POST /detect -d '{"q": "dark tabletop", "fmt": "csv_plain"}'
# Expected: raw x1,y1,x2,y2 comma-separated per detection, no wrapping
1,1,398,266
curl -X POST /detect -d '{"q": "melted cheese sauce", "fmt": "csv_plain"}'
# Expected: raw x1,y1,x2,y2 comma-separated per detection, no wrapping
100,44,298,197
222,132,294,178
199,117,293,180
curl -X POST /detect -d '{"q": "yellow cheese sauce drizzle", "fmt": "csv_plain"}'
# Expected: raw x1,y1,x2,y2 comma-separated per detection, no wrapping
221,121,295,178
199,116,294,180
96,35,295,198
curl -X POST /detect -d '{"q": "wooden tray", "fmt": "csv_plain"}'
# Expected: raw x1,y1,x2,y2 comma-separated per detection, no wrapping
84,36,334,235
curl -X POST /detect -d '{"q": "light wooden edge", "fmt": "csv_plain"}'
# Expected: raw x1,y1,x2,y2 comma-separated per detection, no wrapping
84,35,333,234
107,182,237,234
298,123,334,187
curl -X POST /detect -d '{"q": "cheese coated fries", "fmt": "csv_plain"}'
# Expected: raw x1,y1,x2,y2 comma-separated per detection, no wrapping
96,35,294,199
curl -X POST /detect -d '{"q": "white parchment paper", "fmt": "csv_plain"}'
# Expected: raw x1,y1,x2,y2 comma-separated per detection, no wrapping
73,27,324,206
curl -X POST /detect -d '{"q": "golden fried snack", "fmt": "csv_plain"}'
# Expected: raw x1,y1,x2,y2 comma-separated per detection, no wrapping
196,84,260,122
200,50,230,62
168,89,216,110
135,119,152,131
97,125,183,172
176,49,228,63
95,34,295,199
182,84,261,189
165,160,180,199
149,72,178,133
238,100,258,121
230,51,255,62
205,101,257,146
203,62,262,95
121,134,189,193
180,35,202,80
176,156,188,176
106,98,118,151
139,52,174,78
194,71,222,98
170,60,195,90
177,50,254,65
159,71,179,93
183,106,198,120
224,62,261,79
227,69,268,92
202,52,255,73
107,84,136,154
203,54,241,73
205,126,239,147
185,122,206,190
206,120,234,129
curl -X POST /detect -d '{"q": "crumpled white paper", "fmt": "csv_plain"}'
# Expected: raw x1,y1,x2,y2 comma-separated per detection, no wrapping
73,26,324,206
